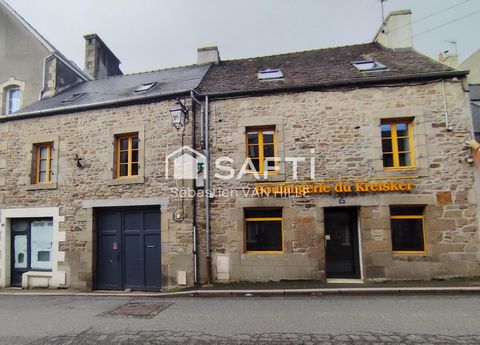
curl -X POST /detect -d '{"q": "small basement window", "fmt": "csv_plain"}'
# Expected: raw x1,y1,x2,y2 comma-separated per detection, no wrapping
245,208,283,253
353,60,386,71
61,93,85,103
135,82,157,93
258,69,284,81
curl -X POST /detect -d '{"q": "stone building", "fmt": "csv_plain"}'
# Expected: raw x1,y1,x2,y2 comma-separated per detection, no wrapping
196,43,479,283
0,9,479,290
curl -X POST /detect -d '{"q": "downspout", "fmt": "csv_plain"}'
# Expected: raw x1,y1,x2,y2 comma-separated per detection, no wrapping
205,95,213,284
442,80,450,130
190,91,203,285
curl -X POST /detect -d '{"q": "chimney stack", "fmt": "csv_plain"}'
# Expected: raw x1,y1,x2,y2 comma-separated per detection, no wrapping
197,46,220,65
374,9,413,49
84,34,123,79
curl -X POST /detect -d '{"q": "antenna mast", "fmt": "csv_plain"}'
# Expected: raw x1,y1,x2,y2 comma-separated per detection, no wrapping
380,0,387,23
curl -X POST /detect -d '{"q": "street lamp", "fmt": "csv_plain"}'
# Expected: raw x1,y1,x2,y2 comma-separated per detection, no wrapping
169,99,189,130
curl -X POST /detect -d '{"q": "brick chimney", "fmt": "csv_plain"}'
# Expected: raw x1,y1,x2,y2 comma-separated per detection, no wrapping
374,10,413,49
84,34,123,79
197,46,220,65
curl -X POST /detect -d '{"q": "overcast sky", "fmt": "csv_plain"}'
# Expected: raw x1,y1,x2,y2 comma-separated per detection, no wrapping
6,0,480,74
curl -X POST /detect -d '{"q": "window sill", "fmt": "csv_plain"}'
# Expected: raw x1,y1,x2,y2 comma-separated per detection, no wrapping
26,183,57,191
109,176,145,186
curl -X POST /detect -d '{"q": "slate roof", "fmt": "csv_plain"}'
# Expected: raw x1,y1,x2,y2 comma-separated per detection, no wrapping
13,64,211,117
197,42,465,94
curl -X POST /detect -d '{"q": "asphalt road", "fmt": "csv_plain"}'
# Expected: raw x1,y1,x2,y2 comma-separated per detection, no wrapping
0,294,479,344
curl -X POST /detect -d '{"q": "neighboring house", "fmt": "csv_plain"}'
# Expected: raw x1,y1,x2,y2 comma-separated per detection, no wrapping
459,49,480,84
0,0,122,116
0,9,478,290
0,0,90,115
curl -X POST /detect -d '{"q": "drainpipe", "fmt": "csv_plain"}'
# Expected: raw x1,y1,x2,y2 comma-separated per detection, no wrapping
205,95,213,284
190,91,203,285
442,80,450,130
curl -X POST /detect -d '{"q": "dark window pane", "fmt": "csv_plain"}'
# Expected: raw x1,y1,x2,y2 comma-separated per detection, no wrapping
263,130,274,144
11,220,29,232
250,159,260,172
391,218,424,252
397,137,410,151
265,158,276,169
381,124,391,137
119,138,129,150
132,137,139,150
119,164,128,176
263,144,275,157
245,208,282,218
399,152,411,166
246,220,282,251
391,207,424,216
247,132,258,145
132,150,138,163
396,123,408,137
381,139,392,153
120,151,128,164
248,146,259,158
383,154,394,167
131,163,139,176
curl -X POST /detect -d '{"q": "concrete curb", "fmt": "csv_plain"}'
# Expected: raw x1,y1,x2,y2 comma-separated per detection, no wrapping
1,286,480,297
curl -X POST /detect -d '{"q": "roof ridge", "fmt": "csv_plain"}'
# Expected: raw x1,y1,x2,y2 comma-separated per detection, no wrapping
124,63,208,77
220,42,378,63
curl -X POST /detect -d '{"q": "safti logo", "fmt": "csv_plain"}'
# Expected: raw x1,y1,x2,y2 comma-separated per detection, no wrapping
165,146,206,180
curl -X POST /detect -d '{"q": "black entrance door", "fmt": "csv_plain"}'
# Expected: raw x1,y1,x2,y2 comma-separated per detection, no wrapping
324,207,360,278
96,207,161,290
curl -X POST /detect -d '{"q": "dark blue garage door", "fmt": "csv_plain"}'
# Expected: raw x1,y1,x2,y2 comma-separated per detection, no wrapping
96,207,161,290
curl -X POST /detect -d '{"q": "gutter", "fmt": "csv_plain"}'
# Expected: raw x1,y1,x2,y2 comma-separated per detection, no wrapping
197,70,469,99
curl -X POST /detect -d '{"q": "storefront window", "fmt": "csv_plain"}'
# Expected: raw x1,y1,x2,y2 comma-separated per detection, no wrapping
390,207,426,254
245,208,283,252
11,218,53,272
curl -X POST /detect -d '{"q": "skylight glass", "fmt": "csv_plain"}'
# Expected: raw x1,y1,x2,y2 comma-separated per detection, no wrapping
61,93,86,103
353,60,387,71
258,69,284,81
135,82,157,93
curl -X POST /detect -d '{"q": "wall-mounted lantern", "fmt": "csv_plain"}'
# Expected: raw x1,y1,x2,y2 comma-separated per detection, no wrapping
169,99,189,130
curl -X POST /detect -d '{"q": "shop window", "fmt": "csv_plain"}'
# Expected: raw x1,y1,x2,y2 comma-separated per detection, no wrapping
381,119,415,170
115,133,139,178
246,126,276,174
11,218,53,272
33,142,53,184
245,208,283,253
390,206,426,254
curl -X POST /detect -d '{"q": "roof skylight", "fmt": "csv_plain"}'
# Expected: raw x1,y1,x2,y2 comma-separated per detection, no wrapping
353,60,387,72
258,69,284,81
135,82,157,93
61,93,86,103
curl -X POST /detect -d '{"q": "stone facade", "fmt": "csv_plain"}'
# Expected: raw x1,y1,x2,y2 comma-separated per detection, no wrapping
203,79,480,282
0,99,195,289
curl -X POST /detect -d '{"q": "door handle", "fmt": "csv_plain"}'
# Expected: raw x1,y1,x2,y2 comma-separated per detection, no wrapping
146,245,156,248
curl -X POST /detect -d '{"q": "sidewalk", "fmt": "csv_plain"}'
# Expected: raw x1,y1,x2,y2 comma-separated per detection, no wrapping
1,278,480,297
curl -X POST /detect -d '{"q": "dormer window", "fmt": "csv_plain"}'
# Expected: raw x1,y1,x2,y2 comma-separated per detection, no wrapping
135,82,157,93
258,69,284,81
353,60,387,72
62,93,86,103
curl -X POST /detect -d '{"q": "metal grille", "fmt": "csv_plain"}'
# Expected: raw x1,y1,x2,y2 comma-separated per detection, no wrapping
100,302,173,319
